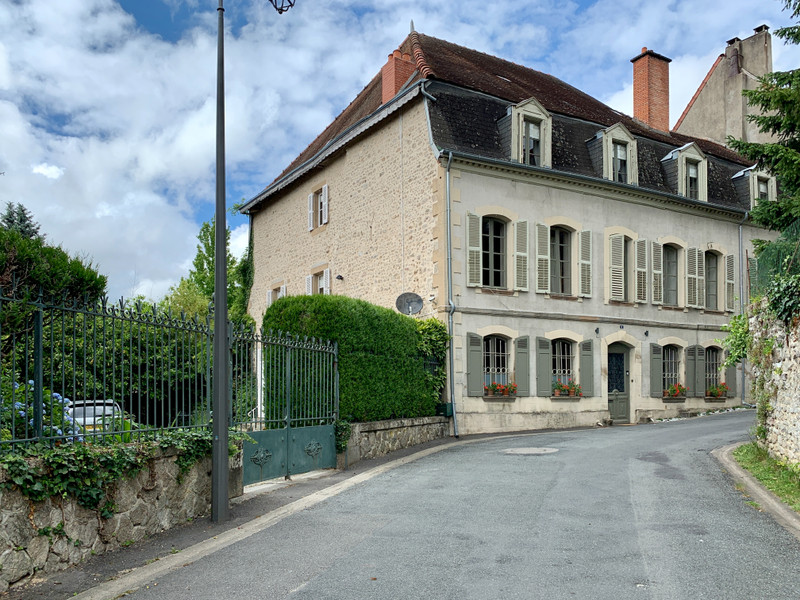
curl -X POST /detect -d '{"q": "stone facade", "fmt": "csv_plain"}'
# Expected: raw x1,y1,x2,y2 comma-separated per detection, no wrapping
337,416,450,468
248,101,442,322
0,447,243,592
750,300,800,465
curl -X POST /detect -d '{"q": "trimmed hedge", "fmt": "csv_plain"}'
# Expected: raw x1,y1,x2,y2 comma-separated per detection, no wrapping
262,295,448,422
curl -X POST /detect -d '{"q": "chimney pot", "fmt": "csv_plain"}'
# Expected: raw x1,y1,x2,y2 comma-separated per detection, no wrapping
381,48,416,104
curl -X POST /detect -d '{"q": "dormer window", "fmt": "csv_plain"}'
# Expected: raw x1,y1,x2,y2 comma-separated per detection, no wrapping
686,160,699,200
589,123,638,186
501,97,552,168
731,167,776,208
661,143,707,202
613,142,628,183
523,119,541,166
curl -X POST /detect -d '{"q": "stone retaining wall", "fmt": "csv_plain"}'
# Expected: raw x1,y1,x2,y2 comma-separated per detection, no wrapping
337,416,450,468
750,300,800,465
0,447,243,593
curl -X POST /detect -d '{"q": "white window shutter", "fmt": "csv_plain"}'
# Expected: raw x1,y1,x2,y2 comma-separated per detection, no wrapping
579,230,592,297
308,193,315,231
321,184,329,225
266,289,273,307
635,239,648,303
687,247,698,307
696,249,705,309
609,234,624,302
652,241,663,305
323,268,331,295
725,254,735,311
279,284,286,299
535,222,550,294
305,275,313,295
467,212,481,287
514,220,529,291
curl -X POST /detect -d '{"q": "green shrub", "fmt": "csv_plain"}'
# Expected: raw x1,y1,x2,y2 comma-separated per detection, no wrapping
262,296,448,422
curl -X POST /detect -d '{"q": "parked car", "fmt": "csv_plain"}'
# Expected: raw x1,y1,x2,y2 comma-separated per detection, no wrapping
69,400,124,433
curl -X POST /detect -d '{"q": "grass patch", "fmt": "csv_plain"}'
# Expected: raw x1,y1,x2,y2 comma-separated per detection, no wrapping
733,442,800,512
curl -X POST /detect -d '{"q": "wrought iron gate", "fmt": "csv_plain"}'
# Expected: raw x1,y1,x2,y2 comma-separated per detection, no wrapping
232,329,339,485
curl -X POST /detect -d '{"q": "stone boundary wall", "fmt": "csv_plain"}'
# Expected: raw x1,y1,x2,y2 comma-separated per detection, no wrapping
0,448,243,593
337,416,450,468
750,300,800,465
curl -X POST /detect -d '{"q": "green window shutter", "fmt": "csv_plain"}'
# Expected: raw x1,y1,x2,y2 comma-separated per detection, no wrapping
748,257,758,299
579,340,594,397
651,242,663,305
536,337,552,397
685,345,696,396
609,234,625,301
579,230,592,298
725,254,735,311
650,344,663,397
514,336,530,396
535,223,550,294
694,345,706,397
467,213,481,287
687,247,698,307
466,333,484,396
635,238,648,303
514,220,529,292
725,355,738,397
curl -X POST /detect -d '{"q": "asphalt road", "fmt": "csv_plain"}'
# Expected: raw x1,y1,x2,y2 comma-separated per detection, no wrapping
95,410,800,600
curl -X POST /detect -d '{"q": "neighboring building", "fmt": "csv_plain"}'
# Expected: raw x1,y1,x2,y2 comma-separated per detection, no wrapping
242,30,775,434
675,25,776,146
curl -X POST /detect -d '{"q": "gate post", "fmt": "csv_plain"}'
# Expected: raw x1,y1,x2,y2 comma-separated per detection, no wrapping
285,341,292,477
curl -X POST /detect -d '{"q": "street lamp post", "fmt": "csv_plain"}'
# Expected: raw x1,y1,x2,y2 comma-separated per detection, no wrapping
212,0,295,523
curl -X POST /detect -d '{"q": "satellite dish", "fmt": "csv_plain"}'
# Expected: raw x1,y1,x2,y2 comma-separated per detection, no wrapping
395,292,424,315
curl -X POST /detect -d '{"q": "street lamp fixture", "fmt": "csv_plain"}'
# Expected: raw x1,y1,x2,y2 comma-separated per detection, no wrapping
212,0,295,523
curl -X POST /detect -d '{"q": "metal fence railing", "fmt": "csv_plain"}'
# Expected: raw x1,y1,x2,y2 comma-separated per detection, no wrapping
0,292,338,452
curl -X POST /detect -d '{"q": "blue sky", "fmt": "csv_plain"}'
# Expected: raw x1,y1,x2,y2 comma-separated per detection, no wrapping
1,0,798,301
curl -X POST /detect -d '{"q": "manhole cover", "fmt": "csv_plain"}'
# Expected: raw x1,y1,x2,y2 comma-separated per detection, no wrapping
503,447,559,455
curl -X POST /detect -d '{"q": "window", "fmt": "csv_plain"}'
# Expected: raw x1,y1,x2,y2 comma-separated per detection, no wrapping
266,284,286,307
550,227,571,295
305,269,330,295
758,178,769,201
307,184,329,230
482,218,506,288
663,245,679,306
613,142,628,183
523,119,541,166
732,168,776,208
483,336,509,387
662,345,680,391
609,234,636,302
705,347,721,390
551,339,573,386
686,160,699,200
705,252,718,310
467,213,529,291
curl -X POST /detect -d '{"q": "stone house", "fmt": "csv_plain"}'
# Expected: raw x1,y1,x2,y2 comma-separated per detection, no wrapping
241,30,775,435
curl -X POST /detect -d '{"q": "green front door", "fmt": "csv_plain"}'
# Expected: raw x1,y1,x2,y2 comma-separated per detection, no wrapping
608,343,630,423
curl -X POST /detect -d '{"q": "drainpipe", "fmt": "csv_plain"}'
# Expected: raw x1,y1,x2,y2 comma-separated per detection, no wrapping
738,211,751,406
445,151,459,438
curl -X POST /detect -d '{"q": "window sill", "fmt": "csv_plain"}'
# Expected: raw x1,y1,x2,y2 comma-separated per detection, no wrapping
477,287,516,296
546,294,579,301
704,397,728,403
608,300,636,307
662,396,686,403
658,305,686,311
483,395,518,402
550,396,581,402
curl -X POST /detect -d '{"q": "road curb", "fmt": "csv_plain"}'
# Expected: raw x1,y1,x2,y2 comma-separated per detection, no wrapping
712,442,800,542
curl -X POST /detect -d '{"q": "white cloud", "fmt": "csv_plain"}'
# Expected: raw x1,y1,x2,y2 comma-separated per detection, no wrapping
32,163,64,179
230,223,249,261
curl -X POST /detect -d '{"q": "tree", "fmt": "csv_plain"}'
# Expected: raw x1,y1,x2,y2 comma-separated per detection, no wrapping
1,202,43,241
728,0,800,234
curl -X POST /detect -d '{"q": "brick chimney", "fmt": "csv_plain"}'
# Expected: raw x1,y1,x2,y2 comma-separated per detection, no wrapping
381,50,415,104
631,47,672,132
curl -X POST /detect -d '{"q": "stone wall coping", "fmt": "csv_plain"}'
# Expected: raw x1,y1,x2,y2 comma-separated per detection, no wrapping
353,416,449,433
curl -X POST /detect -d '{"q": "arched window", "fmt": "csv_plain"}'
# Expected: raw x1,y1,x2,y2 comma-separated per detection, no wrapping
550,227,571,295
483,335,509,386
482,218,506,288
662,345,681,390
663,245,679,306
551,338,574,386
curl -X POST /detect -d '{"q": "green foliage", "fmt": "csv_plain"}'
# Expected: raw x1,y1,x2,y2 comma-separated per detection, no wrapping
734,441,800,512
230,225,254,325
262,296,449,422
1,202,43,241
721,313,751,367
767,271,800,325
334,419,352,454
0,378,82,442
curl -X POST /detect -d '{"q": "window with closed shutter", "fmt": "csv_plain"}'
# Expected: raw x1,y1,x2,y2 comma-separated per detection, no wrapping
578,230,592,298
609,234,625,302
514,220,529,291
635,239,648,303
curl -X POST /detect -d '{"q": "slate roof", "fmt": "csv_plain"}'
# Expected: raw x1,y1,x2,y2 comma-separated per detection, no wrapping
248,31,754,212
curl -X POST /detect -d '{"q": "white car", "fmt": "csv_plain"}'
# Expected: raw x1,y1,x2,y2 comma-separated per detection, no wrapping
69,400,123,432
